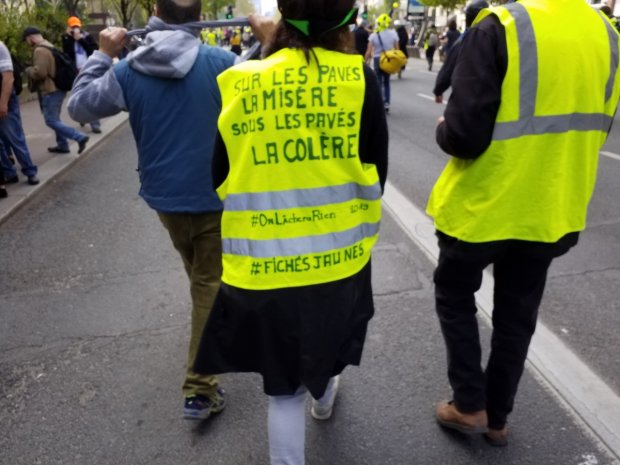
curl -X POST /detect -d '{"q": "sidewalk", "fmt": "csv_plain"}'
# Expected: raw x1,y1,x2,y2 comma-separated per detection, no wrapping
0,92,128,224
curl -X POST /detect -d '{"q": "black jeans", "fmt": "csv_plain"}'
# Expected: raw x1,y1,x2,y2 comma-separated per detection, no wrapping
433,231,577,429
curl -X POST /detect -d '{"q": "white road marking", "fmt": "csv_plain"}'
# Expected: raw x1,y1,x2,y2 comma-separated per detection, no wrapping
382,181,620,458
417,93,446,104
601,151,620,161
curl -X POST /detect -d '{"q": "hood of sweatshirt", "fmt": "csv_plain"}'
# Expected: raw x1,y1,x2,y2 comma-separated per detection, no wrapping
126,16,202,79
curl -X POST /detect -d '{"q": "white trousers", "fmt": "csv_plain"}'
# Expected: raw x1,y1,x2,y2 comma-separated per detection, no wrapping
267,377,339,465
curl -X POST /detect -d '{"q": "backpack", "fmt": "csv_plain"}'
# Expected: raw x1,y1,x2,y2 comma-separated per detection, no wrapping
428,32,439,47
36,45,78,92
10,53,24,95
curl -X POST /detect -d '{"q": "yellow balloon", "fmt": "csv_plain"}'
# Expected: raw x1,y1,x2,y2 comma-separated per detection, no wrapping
392,1,399,8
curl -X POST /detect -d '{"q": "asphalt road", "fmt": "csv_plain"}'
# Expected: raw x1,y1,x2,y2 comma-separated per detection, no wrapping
0,59,619,464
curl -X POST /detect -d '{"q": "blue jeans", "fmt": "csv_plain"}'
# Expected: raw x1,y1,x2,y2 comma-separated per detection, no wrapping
0,90,37,178
373,57,390,105
40,91,86,151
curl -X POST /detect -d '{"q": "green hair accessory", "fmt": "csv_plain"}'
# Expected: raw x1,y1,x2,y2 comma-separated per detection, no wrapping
284,8,358,36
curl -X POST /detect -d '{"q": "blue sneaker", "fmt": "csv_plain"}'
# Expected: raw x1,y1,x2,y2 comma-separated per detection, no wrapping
183,388,226,420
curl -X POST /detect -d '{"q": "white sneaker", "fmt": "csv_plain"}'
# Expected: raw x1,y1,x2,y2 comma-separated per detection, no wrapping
311,376,340,420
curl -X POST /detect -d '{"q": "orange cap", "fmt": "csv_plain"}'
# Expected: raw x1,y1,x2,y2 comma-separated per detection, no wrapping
67,16,82,28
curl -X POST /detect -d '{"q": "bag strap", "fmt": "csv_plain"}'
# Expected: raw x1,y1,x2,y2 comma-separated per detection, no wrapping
377,31,386,51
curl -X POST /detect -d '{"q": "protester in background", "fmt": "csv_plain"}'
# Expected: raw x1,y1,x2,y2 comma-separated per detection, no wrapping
23,27,89,155
206,29,217,46
0,40,39,187
242,27,251,47
67,0,239,421
441,18,461,58
193,3,388,464
230,30,242,55
428,0,620,447
433,0,489,103
353,19,370,56
366,13,399,112
395,21,409,79
424,24,439,70
62,16,102,134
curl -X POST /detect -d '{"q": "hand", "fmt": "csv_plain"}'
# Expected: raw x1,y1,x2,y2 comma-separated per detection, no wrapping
437,116,445,126
99,27,128,58
248,13,276,45
435,94,443,104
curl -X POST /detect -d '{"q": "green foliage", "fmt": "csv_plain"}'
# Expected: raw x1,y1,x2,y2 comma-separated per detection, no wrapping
234,0,255,16
136,0,156,22
107,0,141,27
418,0,463,10
203,0,230,20
0,4,68,64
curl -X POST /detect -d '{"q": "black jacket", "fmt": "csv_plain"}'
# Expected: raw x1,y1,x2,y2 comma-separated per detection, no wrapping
433,33,465,98
436,16,507,159
61,32,98,66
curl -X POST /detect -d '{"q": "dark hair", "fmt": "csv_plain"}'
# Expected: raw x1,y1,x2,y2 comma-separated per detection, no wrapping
465,0,489,28
448,19,457,30
262,0,355,61
156,0,201,24
600,5,612,17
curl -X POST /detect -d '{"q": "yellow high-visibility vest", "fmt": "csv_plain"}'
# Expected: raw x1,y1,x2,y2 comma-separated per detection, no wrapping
216,48,381,290
206,32,217,46
427,0,620,243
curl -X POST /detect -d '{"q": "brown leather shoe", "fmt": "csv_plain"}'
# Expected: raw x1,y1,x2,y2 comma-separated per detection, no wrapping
484,426,508,447
436,400,489,434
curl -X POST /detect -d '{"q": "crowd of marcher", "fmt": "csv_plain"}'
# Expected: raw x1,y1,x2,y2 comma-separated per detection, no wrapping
3,0,620,464
201,26,256,54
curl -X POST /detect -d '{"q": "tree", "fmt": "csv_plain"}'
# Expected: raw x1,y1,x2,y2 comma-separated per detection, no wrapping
234,0,255,16
202,0,229,20
108,0,140,26
419,0,463,13
61,0,81,15
137,0,156,20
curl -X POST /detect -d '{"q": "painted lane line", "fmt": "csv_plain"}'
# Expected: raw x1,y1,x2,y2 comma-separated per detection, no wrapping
382,181,620,458
417,93,447,105
601,151,620,161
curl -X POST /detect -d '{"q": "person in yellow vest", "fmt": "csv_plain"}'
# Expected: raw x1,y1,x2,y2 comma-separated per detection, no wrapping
206,30,217,46
428,0,620,447
193,1,388,463
229,29,242,55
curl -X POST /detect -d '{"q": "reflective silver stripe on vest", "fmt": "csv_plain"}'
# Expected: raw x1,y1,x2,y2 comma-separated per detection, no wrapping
600,11,620,102
222,221,380,258
494,113,614,139
506,2,538,119
492,4,617,140
224,182,382,212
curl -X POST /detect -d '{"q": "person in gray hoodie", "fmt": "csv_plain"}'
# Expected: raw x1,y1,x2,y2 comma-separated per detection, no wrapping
68,0,238,421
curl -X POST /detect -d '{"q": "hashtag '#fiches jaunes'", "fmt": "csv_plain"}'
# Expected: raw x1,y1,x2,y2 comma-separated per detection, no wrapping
251,215,258,227
251,261,261,275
